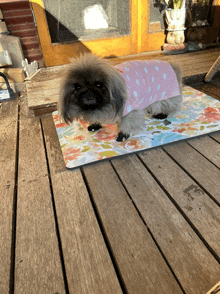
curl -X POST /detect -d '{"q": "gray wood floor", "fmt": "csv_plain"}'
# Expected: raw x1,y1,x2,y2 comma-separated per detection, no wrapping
1,68,220,294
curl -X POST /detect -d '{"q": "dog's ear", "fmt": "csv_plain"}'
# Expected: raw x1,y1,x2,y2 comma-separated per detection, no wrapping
108,69,127,115
59,83,74,124
110,85,125,115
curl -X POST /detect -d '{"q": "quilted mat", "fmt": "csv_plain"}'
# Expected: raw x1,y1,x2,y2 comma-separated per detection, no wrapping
52,86,220,169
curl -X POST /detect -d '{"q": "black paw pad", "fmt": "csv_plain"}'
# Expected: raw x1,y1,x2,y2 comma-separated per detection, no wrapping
88,123,102,132
152,113,168,120
116,132,130,142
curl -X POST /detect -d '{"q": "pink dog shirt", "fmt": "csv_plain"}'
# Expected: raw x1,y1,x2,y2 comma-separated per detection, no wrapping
114,60,180,115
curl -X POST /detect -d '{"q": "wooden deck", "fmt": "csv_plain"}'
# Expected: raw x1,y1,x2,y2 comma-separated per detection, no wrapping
1,49,220,294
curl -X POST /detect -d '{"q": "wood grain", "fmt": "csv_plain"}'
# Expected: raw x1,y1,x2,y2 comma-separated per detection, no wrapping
192,83,220,101
210,132,220,143
111,154,220,294
41,115,123,294
83,161,183,294
138,147,220,258
163,141,220,204
14,95,65,293
187,136,220,168
206,281,220,294
0,68,26,83
0,98,18,293
41,115,66,175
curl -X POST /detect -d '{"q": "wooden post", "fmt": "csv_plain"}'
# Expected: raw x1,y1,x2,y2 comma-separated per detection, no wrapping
206,281,220,294
204,55,220,82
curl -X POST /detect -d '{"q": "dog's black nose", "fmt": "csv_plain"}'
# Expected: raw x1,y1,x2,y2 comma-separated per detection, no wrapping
81,91,97,105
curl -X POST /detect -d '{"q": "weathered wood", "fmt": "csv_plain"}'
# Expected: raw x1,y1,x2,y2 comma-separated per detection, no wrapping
192,83,220,101
50,171,123,294
163,141,220,204
111,154,220,294
0,68,26,83
41,115,66,174
0,98,18,293
27,64,72,83
187,136,220,168
83,161,183,294
14,94,65,293
210,132,220,143
26,79,61,110
138,147,220,258
41,115,123,294
206,281,220,294
32,105,57,116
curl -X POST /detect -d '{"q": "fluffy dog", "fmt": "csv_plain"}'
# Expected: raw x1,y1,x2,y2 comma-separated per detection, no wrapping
59,53,182,141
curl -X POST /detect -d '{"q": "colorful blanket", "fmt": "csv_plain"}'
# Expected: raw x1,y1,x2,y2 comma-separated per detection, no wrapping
52,86,220,169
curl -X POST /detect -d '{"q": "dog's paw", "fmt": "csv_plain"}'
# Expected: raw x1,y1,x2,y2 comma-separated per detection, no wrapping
116,132,130,142
88,123,102,132
152,113,168,120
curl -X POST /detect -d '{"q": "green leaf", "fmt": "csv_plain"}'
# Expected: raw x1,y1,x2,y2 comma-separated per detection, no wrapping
207,125,218,128
101,144,111,149
156,125,170,130
82,146,90,152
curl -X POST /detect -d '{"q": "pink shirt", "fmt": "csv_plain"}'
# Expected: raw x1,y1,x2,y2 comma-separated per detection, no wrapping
114,60,180,115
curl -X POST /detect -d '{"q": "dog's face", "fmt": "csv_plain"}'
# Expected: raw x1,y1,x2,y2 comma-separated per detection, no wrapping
61,67,111,122
59,54,126,124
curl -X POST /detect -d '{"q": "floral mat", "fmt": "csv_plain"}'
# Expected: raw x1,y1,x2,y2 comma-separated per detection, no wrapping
52,86,220,169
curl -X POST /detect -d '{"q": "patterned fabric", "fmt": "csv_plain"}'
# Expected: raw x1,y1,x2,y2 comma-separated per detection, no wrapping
114,60,180,115
53,86,220,169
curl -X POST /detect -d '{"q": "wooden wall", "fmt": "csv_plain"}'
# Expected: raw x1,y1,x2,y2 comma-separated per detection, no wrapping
0,0,45,67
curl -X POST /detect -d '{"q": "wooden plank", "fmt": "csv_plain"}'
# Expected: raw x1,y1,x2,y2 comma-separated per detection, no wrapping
41,115,123,294
163,141,220,204
49,171,123,294
29,47,220,83
187,136,220,168
28,64,72,83
111,154,220,294
192,83,220,101
83,161,183,294
14,95,65,293
0,98,18,293
26,79,60,110
32,105,57,116
40,115,65,174
0,68,26,83
206,281,220,294
210,132,220,143
138,147,220,258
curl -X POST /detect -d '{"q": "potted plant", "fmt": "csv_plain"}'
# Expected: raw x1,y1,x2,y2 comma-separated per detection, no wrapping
161,0,188,53
165,0,187,31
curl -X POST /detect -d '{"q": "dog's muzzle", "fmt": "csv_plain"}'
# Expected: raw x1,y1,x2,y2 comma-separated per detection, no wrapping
80,90,102,109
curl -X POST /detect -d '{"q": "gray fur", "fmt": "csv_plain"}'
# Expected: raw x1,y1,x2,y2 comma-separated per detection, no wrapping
59,54,182,141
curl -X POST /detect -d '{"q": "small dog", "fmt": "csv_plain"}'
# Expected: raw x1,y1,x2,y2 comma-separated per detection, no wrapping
59,53,182,141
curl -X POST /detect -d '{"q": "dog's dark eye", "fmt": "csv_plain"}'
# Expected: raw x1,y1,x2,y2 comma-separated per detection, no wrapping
74,83,81,91
95,82,103,88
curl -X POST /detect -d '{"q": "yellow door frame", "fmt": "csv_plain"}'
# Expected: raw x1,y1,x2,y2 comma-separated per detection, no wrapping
30,0,165,66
